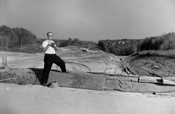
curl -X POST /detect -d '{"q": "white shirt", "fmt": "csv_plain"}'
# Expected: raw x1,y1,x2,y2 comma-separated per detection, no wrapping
42,39,56,54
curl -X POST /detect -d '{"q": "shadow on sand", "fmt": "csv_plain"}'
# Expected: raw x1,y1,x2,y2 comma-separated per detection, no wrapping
29,68,62,85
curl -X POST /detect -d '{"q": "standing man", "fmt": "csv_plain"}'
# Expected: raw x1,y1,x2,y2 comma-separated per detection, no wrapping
41,32,66,86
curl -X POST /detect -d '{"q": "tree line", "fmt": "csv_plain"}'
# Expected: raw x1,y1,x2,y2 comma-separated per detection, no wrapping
1,25,175,56
0,25,37,49
138,32,175,51
98,32,175,55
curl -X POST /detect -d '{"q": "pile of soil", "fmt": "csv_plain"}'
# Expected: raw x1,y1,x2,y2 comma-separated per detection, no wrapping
0,68,39,85
0,68,106,91
124,54,175,77
1,68,175,93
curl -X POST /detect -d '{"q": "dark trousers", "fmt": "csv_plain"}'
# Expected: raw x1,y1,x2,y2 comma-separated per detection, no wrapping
42,54,66,84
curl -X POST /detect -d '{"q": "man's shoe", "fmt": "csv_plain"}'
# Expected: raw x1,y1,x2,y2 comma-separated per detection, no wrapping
42,83,49,87
47,81,59,88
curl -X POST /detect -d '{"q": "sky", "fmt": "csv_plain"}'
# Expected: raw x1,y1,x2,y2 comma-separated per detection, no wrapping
1,0,175,41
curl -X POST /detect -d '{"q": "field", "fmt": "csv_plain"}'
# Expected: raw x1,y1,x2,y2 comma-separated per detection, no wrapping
0,46,175,114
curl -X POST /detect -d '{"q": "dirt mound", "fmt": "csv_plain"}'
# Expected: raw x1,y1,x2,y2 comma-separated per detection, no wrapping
123,54,175,77
0,68,38,85
0,68,105,91
1,68,175,93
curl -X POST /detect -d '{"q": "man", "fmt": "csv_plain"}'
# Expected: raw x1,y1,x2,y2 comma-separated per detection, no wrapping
41,32,66,86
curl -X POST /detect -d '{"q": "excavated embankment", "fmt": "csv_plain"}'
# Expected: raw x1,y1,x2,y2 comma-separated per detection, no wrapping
1,66,175,94
1,49,175,94
125,54,175,77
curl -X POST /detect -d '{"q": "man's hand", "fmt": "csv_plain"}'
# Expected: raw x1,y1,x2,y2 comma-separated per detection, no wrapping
50,42,55,47
50,43,58,51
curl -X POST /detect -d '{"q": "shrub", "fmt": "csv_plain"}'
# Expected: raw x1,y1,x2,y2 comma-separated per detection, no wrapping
138,32,175,51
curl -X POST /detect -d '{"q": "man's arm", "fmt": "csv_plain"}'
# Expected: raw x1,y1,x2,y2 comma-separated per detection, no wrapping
42,43,50,52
